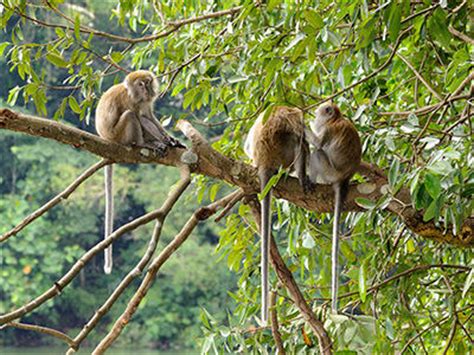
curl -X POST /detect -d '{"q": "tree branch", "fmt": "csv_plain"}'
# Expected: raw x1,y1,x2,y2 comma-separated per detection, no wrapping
92,189,243,354
0,108,472,247
66,169,191,353
1,321,74,346
249,199,332,355
270,291,286,355
1,159,110,243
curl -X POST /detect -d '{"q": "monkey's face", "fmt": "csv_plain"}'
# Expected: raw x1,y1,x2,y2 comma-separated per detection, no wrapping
310,103,341,132
126,73,158,103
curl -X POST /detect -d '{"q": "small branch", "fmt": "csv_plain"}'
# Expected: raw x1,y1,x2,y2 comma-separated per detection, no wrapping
400,305,472,354
448,26,474,45
9,3,243,45
1,159,109,243
0,202,178,325
395,51,443,100
305,26,412,110
166,6,243,27
249,199,332,355
379,93,469,116
92,190,243,354
66,169,191,353
214,189,245,222
270,291,286,355
2,321,74,346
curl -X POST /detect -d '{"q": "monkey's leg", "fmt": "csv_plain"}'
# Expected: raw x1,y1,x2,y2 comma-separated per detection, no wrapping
113,110,145,146
295,140,312,192
141,115,185,149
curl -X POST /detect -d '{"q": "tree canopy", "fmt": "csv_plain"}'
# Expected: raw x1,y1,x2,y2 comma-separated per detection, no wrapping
0,0,472,354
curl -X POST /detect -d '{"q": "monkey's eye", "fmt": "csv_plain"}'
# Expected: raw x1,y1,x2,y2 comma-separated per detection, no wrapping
138,81,145,87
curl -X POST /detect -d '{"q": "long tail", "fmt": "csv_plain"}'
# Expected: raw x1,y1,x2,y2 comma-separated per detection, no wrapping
331,180,349,313
104,164,114,274
259,169,272,324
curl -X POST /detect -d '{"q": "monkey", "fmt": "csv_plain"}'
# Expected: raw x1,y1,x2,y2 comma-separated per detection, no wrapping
305,102,361,313
244,106,309,323
95,70,184,274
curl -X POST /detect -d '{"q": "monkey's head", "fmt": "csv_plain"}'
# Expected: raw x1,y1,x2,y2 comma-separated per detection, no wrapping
311,102,341,130
124,70,158,103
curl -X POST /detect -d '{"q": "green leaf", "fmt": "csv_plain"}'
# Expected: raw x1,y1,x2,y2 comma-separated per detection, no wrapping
387,2,401,42
0,42,10,57
68,96,82,114
304,10,323,30
359,262,367,303
74,15,81,40
355,198,375,209
462,268,474,298
424,174,441,199
388,159,400,187
110,52,124,63
423,198,438,222
46,53,69,68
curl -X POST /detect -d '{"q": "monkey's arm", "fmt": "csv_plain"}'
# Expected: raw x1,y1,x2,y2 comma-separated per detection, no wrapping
305,127,324,149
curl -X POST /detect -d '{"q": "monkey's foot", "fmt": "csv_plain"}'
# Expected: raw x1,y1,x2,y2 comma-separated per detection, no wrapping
303,177,315,194
168,136,186,149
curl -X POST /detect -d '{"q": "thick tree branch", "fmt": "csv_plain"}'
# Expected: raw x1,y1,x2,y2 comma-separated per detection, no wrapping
0,108,472,247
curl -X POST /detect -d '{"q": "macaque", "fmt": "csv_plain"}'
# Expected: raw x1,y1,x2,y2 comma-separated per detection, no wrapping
244,106,309,323
306,102,361,313
95,70,184,274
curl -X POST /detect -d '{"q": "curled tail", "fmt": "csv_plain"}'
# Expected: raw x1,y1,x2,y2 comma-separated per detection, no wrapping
331,179,349,313
259,168,273,324
104,164,114,274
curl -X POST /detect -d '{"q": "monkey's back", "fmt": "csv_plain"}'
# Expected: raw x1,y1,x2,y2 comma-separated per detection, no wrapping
325,118,361,180
95,84,131,141
249,106,306,171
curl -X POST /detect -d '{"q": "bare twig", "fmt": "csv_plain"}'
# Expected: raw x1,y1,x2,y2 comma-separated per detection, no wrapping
214,189,245,222
2,321,74,345
1,159,109,243
400,305,472,354
8,4,244,44
92,189,243,354
448,26,474,45
270,291,286,355
66,168,191,353
395,51,442,100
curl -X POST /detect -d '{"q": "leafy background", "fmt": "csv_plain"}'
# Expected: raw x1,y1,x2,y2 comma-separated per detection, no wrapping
0,0,472,353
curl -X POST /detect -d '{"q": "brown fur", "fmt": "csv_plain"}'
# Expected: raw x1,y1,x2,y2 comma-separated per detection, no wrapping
251,106,307,171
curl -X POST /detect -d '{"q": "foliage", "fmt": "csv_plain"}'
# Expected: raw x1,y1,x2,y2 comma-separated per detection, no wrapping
0,0,472,353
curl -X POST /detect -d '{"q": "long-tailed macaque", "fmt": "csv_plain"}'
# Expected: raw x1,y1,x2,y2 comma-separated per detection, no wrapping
306,102,361,313
244,106,309,323
95,70,184,274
